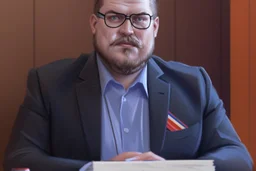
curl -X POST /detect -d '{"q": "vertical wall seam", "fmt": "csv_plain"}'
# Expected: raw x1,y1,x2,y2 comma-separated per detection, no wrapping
248,0,252,153
174,0,177,61
219,0,223,113
33,0,36,67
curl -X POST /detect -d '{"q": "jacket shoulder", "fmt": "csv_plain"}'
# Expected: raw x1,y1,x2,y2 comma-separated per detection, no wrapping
151,55,203,77
26,53,91,93
37,54,89,76
36,53,89,78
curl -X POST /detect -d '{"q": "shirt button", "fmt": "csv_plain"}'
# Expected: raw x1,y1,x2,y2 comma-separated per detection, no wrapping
124,128,129,133
123,97,127,102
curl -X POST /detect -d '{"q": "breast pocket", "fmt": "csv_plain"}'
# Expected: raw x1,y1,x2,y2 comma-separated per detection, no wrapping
161,121,202,159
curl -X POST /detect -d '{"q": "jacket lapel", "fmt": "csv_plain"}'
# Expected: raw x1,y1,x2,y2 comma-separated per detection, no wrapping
148,58,171,154
75,54,172,159
76,53,102,160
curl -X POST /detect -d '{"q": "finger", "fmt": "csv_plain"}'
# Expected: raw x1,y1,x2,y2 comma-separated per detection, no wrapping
123,152,142,159
110,152,142,161
131,152,165,161
145,155,165,161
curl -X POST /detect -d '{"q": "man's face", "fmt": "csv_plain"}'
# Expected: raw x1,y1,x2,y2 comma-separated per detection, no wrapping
90,0,159,75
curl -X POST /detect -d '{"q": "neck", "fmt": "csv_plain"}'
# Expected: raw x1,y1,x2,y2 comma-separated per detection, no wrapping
110,69,142,90
97,54,145,89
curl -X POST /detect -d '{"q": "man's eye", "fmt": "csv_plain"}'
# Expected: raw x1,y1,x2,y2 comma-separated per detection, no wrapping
108,15,121,21
135,17,142,22
137,17,145,21
133,16,148,22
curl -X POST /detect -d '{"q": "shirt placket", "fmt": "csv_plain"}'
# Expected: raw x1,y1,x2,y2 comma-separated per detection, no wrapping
122,91,139,153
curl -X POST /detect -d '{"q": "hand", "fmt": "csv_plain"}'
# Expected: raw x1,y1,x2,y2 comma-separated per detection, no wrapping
110,151,165,161
128,151,165,161
110,152,142,161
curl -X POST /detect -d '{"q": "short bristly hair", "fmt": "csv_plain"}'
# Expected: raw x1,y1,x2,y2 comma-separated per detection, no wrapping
94,0,159,17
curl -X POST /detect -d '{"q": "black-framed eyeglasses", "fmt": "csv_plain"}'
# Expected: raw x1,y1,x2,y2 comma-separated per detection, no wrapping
96,11,154,30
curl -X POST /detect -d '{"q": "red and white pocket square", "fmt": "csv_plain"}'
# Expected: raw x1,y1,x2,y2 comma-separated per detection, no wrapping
167,111,188,131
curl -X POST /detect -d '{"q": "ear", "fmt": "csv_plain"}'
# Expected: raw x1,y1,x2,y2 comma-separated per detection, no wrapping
153,17,159,38
90,14,98,34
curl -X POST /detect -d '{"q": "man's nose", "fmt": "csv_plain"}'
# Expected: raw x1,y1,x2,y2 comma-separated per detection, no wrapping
119,19,134,35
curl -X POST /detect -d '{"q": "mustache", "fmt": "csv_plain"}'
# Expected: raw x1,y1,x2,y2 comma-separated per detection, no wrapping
111,36,142,48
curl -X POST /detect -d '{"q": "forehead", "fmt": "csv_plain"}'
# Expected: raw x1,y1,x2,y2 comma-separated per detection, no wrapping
101,0,152,14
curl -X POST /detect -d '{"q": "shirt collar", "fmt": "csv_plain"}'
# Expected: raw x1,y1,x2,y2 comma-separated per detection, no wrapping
96,54,148,96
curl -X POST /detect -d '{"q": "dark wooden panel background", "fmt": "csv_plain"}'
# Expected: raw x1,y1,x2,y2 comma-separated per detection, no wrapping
0,1,34,170
35,0,94,66
0,0,230,170
231,0,256,166
155,0,230,116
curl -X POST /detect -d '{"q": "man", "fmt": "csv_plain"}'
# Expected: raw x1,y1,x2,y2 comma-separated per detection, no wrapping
3,0,253,171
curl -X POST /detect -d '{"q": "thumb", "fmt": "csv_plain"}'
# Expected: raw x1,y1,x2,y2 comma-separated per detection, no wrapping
110,152,142,161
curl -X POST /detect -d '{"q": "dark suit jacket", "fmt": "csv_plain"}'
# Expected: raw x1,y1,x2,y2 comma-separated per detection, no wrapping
4,52,253,171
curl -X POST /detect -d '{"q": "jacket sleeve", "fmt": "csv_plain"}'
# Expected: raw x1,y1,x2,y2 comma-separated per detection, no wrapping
3,68,87,171
197,67,253,171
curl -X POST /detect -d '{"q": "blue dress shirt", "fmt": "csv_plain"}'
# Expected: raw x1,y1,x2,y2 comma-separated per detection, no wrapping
96,55,150,160
79,56,150,170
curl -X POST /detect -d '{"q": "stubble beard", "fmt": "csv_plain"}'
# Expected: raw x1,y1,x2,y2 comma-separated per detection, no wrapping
93,35,154,75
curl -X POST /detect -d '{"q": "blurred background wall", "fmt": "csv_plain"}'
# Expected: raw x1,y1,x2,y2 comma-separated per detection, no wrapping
231,0,256,167
0,0,254,170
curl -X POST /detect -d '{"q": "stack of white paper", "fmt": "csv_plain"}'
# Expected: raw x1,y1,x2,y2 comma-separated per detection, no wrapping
81,160,215,171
